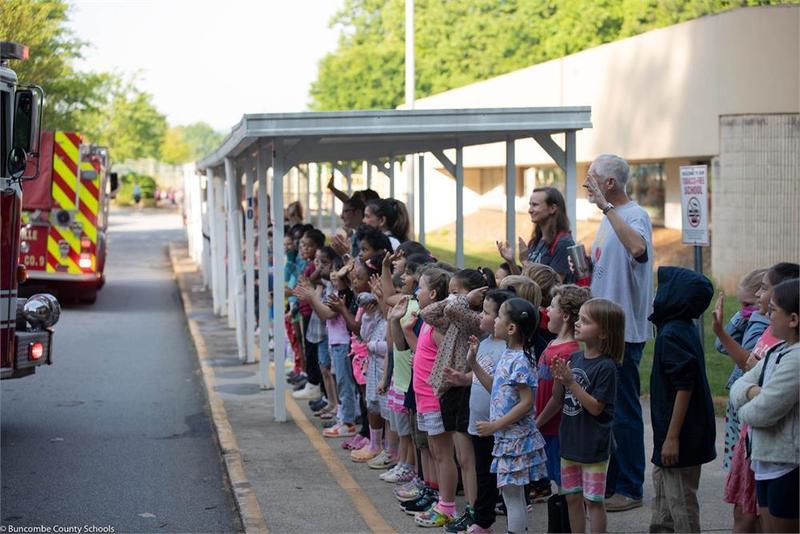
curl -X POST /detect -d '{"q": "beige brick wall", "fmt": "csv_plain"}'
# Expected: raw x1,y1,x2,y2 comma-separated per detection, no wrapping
713,114,800,291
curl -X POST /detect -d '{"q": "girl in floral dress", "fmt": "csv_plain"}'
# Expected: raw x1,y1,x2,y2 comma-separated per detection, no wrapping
471,297,548,533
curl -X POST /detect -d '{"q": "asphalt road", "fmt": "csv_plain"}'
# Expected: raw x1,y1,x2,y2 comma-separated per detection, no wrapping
1,207,240,533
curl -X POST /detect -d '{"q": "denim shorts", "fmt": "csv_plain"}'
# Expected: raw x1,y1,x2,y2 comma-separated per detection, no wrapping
389,409,412,437
317,340,331,368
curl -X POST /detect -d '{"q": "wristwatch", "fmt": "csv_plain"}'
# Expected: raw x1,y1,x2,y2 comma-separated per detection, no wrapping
601,202,615,215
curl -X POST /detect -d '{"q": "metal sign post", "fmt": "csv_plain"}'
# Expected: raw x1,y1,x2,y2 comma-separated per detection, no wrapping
680,164,710,344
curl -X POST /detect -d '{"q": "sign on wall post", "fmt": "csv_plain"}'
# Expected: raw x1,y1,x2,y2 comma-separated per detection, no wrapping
679,165,710,246
680,164,710,345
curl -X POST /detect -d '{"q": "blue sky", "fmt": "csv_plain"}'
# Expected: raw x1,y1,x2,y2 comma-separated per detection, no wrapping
67,0,343,132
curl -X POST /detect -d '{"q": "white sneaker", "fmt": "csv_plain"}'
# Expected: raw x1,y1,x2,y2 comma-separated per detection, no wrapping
382,465,411,483
367,449,394,470
379,464,401,481
291,383,321,400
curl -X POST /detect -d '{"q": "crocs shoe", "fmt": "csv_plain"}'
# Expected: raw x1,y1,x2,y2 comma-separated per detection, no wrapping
322,423,357,438
341,435,362,450
444,506,475,533
351,445,381,463
367,449,394,470
414,505,452,527
393,478,425,500
383,466,413,484
379,464,401,481
401,492,437,516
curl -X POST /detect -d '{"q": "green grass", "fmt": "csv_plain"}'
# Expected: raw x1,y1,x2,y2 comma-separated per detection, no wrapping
426,232,736,405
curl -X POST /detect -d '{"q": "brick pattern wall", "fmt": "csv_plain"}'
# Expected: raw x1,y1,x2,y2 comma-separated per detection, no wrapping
713,114,800,291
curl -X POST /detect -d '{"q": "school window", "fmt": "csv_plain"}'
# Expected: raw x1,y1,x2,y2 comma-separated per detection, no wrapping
627,162,666,226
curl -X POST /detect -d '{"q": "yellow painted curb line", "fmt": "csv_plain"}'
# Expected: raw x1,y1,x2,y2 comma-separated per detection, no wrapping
169,244,268,534
283,389,394,534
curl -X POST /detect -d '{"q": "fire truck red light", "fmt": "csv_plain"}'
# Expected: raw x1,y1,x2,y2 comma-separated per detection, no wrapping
30,342,44,361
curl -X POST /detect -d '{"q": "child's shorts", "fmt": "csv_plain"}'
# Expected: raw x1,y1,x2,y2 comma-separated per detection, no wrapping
317,341,331,368
560,458,609,503
367,399,381,415
440,385,470,433
756,467,799,519
379,394,391,420
389,409,412,437
416,410,446,436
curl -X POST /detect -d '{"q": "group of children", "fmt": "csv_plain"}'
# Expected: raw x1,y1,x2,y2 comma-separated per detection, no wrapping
713,262,800,534
277,197,799,533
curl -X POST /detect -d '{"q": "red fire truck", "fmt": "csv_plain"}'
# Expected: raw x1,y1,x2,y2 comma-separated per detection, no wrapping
19,133,114,304
1,42,61,380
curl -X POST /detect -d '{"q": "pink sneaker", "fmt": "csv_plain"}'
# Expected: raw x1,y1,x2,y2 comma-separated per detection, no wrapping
466,524,495,534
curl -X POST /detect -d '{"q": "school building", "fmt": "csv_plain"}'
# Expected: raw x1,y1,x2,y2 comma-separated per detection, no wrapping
409,5,799,289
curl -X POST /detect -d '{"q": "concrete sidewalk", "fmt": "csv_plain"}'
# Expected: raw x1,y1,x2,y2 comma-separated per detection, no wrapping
170,241,734,534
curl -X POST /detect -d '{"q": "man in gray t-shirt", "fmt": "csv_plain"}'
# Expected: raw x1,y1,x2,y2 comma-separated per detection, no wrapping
583,154,653,511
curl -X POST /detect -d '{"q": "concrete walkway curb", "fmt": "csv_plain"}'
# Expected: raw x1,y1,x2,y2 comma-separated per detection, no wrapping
169,243,268,534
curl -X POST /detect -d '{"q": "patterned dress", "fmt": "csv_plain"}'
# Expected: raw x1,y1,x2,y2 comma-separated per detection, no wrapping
489,349,548,487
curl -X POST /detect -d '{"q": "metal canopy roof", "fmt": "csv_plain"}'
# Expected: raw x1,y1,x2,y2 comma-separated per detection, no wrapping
197,106,592,170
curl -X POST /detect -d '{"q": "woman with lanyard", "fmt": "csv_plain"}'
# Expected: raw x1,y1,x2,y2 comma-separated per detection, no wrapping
497,186,575,282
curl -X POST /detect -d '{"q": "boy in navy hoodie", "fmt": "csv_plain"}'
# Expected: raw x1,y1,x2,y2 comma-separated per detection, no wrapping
647,266,716,533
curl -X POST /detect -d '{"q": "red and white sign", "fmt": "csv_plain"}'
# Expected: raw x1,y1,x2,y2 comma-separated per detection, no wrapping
679,165,709,246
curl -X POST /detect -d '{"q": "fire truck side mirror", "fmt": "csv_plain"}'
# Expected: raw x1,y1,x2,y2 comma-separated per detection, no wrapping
13,88,40,153
109,172,119,197
11,85,44,180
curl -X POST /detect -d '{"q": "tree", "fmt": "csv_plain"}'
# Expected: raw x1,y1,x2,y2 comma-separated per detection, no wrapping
178,122,225,161
1,0,168,162
0,0,108,132
161,127,193,165
98,80,167,162
309,0,796,111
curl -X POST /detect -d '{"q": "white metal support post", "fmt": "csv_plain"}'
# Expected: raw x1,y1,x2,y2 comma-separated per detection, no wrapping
345,163,352,196
329,164,336,236
505,137,516,258
315,162,323,228
417,154,425,245
206,169,221,314
405,0,415,239
455,144,464,268
257,145,273,389
224,175,235,324
244,161,256,364
366,161,372,190
304,164,311,221
389,157,395,199
272,140,288,422
225,158,246,361
215,174,228,317
565,131,577,236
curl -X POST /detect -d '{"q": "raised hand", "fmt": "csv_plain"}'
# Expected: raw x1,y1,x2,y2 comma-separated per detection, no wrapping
711,291,725,336
326,293,345,312
551,357,574,386
517,236,529,263
388,295,410,321
496,240,515,264
466,335,480,370
467,286,489,309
